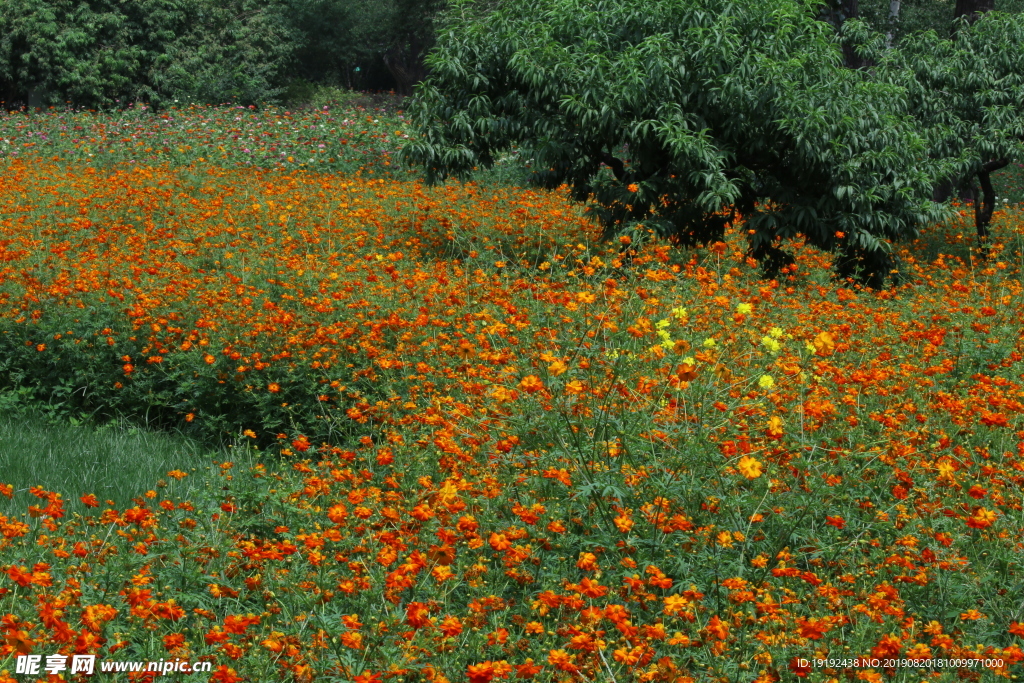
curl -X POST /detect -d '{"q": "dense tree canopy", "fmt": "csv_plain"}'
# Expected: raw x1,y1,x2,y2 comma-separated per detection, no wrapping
0,0,296,107
404,0,956,285
846,10,1024,248
0,0,445,107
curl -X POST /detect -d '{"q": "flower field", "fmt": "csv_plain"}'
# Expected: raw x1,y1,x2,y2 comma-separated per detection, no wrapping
1,105,1024,683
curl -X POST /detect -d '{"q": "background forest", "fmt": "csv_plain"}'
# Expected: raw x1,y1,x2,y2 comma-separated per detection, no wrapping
3,0,1024,109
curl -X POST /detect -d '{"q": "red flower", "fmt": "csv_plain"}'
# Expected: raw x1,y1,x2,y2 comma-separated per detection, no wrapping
966,507,997,529
405,601,431,629
467,662,496,683
789,657,811,678
516,660,542,679
210,666,243,683
871,634,902,659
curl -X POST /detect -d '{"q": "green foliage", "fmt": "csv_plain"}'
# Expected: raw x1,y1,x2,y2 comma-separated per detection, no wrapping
853,0,1024,43
0,0,447,107
404,0,949,285
0,0,295,108
0,0,143,107
850,12,1024,182
285,0,445,94
142,0,297,106
0,101,407,176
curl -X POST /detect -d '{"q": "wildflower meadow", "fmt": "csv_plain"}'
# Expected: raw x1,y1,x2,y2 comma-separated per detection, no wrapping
1,102,1023,683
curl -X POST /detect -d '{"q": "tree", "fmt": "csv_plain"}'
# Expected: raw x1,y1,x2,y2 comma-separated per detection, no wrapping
820,0,869,67
403,0,946,286
954,0,995,25
0,0,297,108
0,0,142,107
284,0,446,94
148,0,296,106
848,11,1024,252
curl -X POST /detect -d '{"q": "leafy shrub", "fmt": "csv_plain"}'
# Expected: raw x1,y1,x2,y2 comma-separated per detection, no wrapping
404,0,952,286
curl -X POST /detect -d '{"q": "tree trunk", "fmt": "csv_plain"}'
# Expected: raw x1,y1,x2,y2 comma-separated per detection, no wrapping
954,0,996,24
953,0,995,38
821,0,865,68
974,160,1009,255
886,0,901,47
949,0,1001,253
383,40,430,96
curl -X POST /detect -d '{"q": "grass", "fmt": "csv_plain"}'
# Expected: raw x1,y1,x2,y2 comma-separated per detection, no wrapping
0,398,212,517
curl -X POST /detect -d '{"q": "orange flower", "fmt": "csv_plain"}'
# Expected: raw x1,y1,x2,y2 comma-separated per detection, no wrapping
704,615,729,640
547,650,577,673
577,577,608,598
871,634,902,659
163,633,186,651
966,507,997,529
210,666,243,683
439,616,463,637
515,660,542,678
519,375,544,393
405,602,431,629
737,456,762,479
825,515,845,530
341,632,364,649
576,552,598,571
467,662,496,683
812,331,835,356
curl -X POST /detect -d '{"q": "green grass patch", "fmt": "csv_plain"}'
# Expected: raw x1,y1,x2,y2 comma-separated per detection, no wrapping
0,398,213,516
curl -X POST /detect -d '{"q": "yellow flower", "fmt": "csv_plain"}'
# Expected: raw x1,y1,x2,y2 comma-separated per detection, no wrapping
737,455,763,479
655,319,671,329
703,337,716,348
769,326,784,338
672,307,688,319
760,336,781,354
758,374,775,389
736,302,752,315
